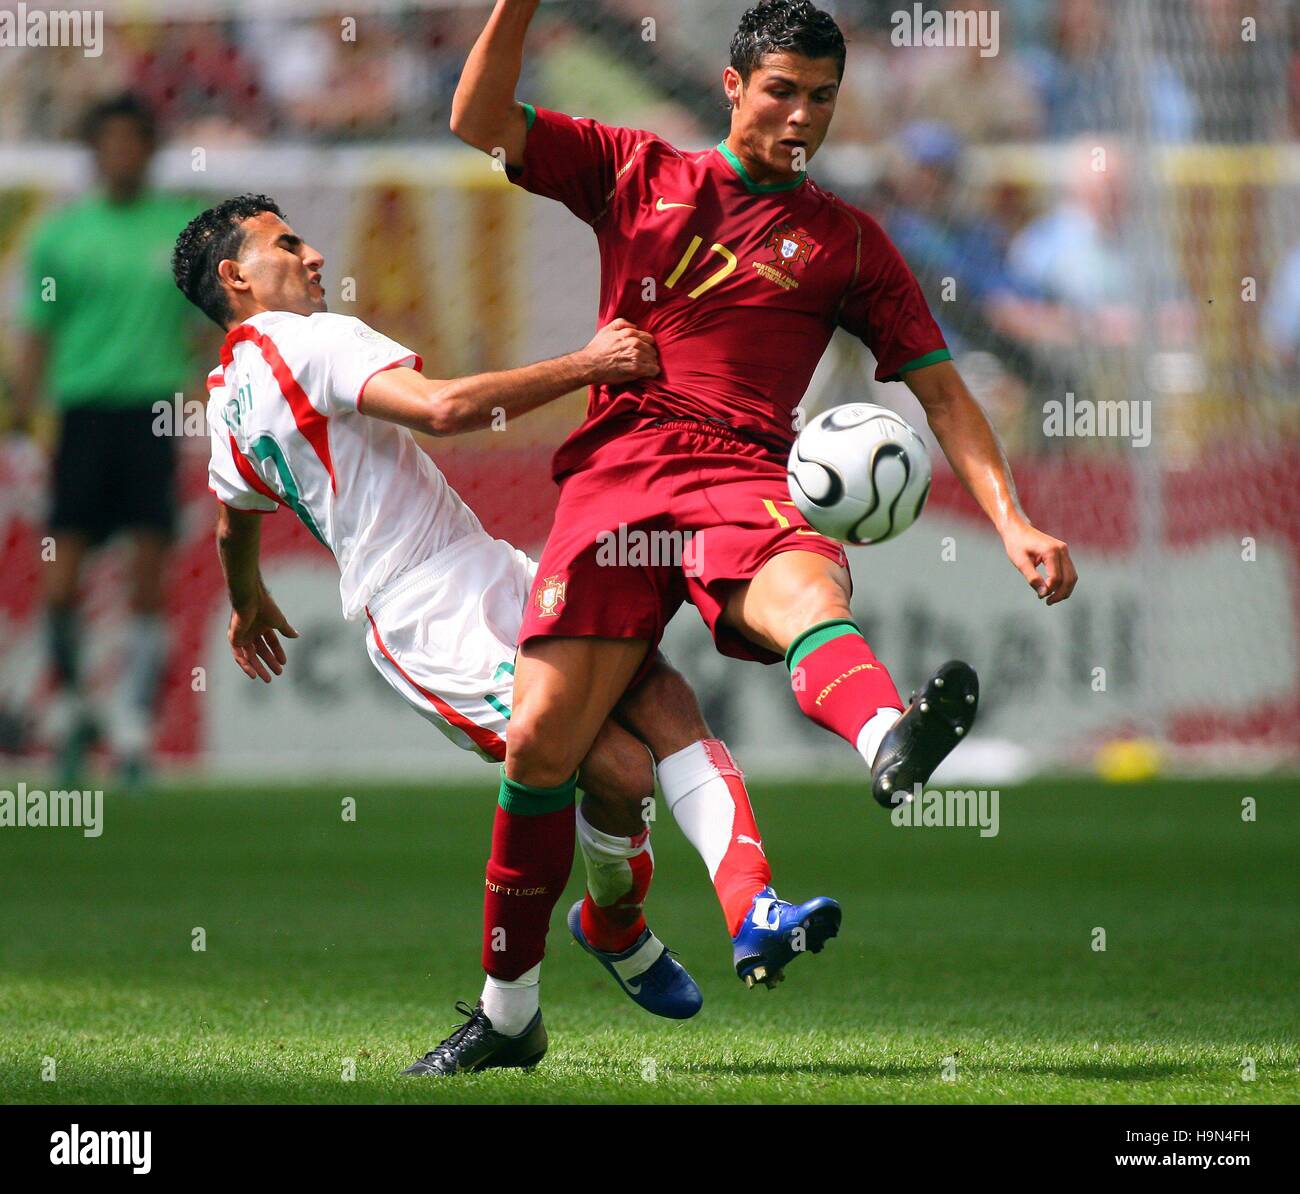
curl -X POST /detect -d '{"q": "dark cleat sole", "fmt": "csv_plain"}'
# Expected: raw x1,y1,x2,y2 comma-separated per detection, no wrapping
871,660,979,809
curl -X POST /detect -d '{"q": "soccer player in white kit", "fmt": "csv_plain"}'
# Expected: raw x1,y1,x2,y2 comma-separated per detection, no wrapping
173,195,801,1074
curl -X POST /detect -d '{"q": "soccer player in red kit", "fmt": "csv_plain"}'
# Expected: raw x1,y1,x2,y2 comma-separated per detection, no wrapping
446,0,1079,1056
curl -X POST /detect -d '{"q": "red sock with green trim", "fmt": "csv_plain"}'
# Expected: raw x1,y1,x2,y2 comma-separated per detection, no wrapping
787,619,904,755
481,771,576,982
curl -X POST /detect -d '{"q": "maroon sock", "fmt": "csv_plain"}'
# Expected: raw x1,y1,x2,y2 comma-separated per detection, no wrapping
788,620,903,745
481,774,576,980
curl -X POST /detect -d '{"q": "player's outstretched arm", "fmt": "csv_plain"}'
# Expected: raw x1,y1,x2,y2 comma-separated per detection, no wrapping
905,359,1079,606
361,318,658,437
215,503,299,682
450,0,539,166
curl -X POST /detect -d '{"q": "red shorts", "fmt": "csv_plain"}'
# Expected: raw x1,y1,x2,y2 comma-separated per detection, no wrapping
519,419,850,666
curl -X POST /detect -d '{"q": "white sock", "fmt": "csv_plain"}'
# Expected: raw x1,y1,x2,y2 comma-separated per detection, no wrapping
856,706,904,769
576,806,650,907
480,963,540,1037
656,739,742,882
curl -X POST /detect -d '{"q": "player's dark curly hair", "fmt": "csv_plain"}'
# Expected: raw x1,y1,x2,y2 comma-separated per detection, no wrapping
730,0,847,82
172,194,285,328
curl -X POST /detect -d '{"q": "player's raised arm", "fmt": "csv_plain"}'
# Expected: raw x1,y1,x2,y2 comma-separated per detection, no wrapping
904,359,1078,606
450,0,540,166
360,319,658,437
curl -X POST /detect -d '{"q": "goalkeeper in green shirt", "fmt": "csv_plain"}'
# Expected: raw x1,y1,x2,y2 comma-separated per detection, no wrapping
13,93,207,784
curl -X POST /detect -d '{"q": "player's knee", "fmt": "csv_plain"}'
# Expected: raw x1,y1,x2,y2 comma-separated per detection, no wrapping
777,578,853,647
504,712,584,789
617,655,709,761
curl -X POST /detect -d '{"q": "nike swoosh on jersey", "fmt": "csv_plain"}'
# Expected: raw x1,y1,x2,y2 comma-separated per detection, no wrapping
655,197,696,211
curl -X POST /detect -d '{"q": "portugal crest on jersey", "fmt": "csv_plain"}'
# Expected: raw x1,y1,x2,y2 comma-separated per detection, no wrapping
755,224,815,291
535,574,567,618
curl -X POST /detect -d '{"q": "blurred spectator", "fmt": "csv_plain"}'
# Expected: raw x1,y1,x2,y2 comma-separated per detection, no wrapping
881,122,1070,369
130,20,266,142
1263,242,1300,376
12,94,206,784
1023,0,1196,141
0,2,1293,147
1006,139,1192,346
532,19,701,145
1179,0,1289,141
0,39,133,140
237,16,340,135
895,1,1044,142
828,19,907,145
884,123,1018,304
236,11,474,140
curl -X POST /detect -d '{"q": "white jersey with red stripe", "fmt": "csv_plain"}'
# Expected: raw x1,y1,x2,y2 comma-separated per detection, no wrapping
206,309,487,621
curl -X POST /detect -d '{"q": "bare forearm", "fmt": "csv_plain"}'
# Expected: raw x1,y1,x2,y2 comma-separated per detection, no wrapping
216,508,263,609
907,363,1078,602
363,319,656,436
431,351,592,432
451,0,539,149
908,364,1027,533
13,331,47,425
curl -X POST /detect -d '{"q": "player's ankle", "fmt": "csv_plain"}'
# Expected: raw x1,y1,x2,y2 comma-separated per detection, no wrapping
481,964,540,1037
857,706,904,769
581,897,646,953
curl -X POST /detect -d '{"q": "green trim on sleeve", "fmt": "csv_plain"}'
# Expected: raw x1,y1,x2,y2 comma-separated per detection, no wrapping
496,767,576,815
520,102,537,131
896,348,953,375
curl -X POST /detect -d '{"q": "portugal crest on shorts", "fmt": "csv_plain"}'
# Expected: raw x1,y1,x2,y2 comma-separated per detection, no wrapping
535,574,567,618
754,224,815,291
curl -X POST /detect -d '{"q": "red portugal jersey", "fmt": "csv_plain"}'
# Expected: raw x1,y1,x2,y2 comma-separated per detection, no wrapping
509,105,951,478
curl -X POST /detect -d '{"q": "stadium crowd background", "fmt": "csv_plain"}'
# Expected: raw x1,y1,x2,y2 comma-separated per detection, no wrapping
1,0,1296,145
0,0,1296,777
1,0,1297,446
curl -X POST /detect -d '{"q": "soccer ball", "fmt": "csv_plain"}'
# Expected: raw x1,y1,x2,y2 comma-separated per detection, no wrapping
787,403,932,545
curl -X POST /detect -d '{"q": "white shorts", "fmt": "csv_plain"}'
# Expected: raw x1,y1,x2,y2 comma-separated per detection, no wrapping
363,534,537,762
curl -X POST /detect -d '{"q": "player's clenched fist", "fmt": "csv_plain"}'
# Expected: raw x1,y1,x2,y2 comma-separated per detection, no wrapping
580,318,660,383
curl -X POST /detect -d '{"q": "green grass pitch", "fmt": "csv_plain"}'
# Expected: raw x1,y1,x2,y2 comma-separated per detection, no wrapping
0,777,1296,1104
